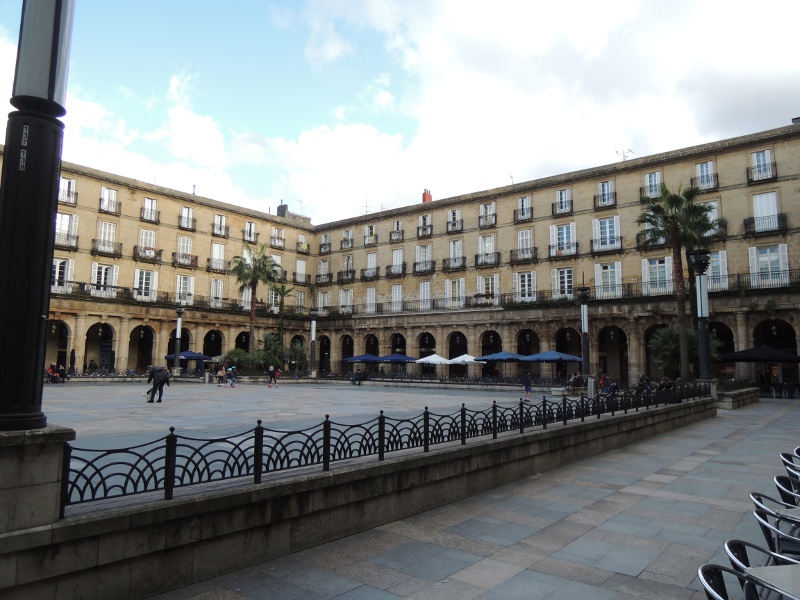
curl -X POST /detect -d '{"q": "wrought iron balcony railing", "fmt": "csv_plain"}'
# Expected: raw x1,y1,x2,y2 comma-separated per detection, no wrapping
98,199,121,216
446,220,463,233
639,186,659,202
386,263,407,278
270,235,284,248
549,243,578,258
364,234,378,246
212,224,230,238
140,208,160,224
58,189,78,205
595,192,617,209
442,256,466,271
243,230,259,244
337,269,356,283
744,213,788,236
509,247,538,264
316,273,332,285
413,260,435,275
513,208,532,223
55,233,79,250
636,231,667,250
552,200,572,216
747,162,777,184
417,225,433,238
296,241,310,254
360,267,380,281
172,252,198,268
390,230,404,243
91,239,123,257
478,214,496,228
293,272,312,285
475,252,500,267
319,242,331,254
207,258,231,273
133,246,163,263
691,173,718,190
341,238,353,250
590,237,622,254
178,217,196,231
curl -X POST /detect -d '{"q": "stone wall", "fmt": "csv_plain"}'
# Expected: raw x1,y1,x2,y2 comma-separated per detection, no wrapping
0,397,715,600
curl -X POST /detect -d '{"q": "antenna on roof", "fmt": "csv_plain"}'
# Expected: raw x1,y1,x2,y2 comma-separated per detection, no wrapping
509,174,514,185
616,149,634,161
363,199,371,214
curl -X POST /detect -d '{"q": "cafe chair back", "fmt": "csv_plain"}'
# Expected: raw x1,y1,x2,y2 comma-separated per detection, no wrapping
725,538,800,572
697,563,766,600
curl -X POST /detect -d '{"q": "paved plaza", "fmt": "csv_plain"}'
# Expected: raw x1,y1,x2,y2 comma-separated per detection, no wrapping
45,384,798,599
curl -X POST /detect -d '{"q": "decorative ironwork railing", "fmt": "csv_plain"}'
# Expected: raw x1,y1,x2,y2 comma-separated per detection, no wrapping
61,385,709,514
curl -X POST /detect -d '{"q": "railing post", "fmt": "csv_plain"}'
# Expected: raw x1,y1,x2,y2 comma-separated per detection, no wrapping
424,406,430,452
165,427,177,501
519,399,525,434
492,401,498,439
542,395,547,429
59,441,72,518
378,411,385,461
580,395,585,422
460,404,466,445
562,396,567,425
323,415,331,471
253,420,264,484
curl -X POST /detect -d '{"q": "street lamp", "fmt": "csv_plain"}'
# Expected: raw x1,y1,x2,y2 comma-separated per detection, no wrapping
687,248,712,380
309,307,318,378
173,306,185,377
577,287,592,395
0,0,76,431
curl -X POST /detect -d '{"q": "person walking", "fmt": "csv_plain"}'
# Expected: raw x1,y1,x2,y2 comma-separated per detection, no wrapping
522,371,532,402
268,364,278,388
146,365,170,403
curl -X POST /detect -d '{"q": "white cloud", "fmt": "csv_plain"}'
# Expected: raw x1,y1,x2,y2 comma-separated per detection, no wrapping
305,20,353,67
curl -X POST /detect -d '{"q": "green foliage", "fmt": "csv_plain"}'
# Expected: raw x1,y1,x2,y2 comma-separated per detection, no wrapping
647,325,723,379
258,332,285,367
284,341,309,373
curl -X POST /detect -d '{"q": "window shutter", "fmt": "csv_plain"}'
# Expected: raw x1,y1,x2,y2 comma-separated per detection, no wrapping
66,259,74,282
188,276,194,296
551,269,558,294
718,252,727,277
664,257,673,294
592,219,599,241
477,275,483,294
641,259,649,295
91,262,98,285
134,269,140,292
151,271,159,293
549,225,557,246
513,272,519,295
779,244,789,272
748,247,758,275
615,262,622,286
444,279,451,304
569,222,576,243
594,264,601,290
613,216,620,239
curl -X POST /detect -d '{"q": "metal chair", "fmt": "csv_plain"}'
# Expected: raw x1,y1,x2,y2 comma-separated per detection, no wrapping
780,452,800,479
775,475,800,506
751,492,797,514
753,509,800,559
697,563,767,599
725,538,800,572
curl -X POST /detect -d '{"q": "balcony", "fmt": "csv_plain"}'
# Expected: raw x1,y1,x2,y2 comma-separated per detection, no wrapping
548,242,578,258
639,186,660,203
58,189,77,205
442,256,466,271
390,230,404,243
270,235,284,249
636,231,667,250
475,252,500,267
513,207,532,223
446,220,463,234
595,192,617,209
590,237,623,254
133,246,163,263
744,213,788,236
413,260,436,275
361,267,380,281
178,216,196,231
478,214,496,228
509,247,538,264
296,241,310,254
691,173,719,190
364,234,378,246
341,238,353,250
172,252,199,268
207,258,231,273
91,239,122,258
316,273,332,286
319,242,331,254
140,208,160,224
98,199,121,216
212,223,230,238
274,269,287,283
710,218,728,242
54,233,78,251
243,230,259,244
551,200,572,216
385,263,407,278
747,162,777,184
417,225,433,238
293,272,311,285
337,269,356,283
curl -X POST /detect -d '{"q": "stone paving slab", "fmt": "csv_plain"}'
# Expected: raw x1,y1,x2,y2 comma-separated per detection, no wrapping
41,385,799,599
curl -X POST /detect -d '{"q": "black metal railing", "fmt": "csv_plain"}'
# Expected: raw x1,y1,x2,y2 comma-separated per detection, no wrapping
55,233,79,250
296,242,310,254
747,162,777,184
361,267,380,281
417,225,433,238
514,208,532,223
549,243,578,258
140,208,160,224
316,273,332,285
98,199,121,215
337,269,356,283
595,192,617,209
442,257,466,271
58,189,78,205
390,230,404,243
475,252,500,267
319,242,331,254
446,220,463,233
178,217,196,231
691,173,718,190
60,386,710,513
172,252,199,268
413,260,435,274
340,238,353,250
551,200,572,216
207,258,231,273
510,248,538,264
133,246,163,263
590,237,622,254
478,214,496,228
638,186,659,202
386,263,407,278
243,231,259,244
293,272,311,285
212,224,230,238
364,234,378,246
636,231,668,250
270,235,284,248
91,239,123,257
744,213,788,236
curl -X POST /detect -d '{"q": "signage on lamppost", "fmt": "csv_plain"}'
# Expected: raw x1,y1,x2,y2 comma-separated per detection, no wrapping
309,308,318,378
0,0,76,431
687,248,713,380
173,307,185,377
578,286,595,397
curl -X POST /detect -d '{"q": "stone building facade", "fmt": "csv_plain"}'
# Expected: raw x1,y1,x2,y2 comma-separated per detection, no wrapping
35,123,800,382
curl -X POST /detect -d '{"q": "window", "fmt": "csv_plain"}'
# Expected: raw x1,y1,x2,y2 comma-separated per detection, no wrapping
210,279,223,308
703,201,719,234
642,173,660,199
51,258,74,293
365,252,377,278
598,180,615,204
342,229,353,249
271,254,283,279
297,233,308,253
271,227,285,247
100,187,118,212
550,223,576,255
708,251,728,292
241,286,252,310
419,281,431,310
321,233,330,244
751,149,774,181
318,259,329,274
213,215,227,236
180,206,194,229
517,196,532,220
447,209,463,232
97,221,117,253
318,290,330,309
476,274,499,305
393,220,402,231
592,217,620,251
695,161,715,189
366,287,376,314
178,235,192,255
477,234,496,265
244,221,257,242
210,242,226,271
752,192,779,232
551,268,573,299
391,284,403,312
449,239,464,268
555,189,571,214
295,290,305,309
55,213,78,247
513,271,536,302
642,257,672,295
445,278,465,309
176,274,194,305
134,269,159,301
59,177,77,204
364,224,377,245
479,202,496,227
343,255,353,272
90,262,119,298
416,244,432,270
749,244,788,288
418,214,432,237
138,229,157,258
296,258,306,277
389,248,404,275
143,198,158,221
390,220,404,242
242,245,254,265
594,262,621,299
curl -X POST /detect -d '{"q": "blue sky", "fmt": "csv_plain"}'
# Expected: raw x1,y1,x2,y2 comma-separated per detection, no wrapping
0,1,797,224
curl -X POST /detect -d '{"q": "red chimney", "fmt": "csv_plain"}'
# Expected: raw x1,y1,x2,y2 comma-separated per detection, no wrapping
422,188,432,203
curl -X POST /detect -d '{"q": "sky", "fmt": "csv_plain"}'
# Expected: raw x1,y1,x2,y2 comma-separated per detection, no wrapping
0,0,796,225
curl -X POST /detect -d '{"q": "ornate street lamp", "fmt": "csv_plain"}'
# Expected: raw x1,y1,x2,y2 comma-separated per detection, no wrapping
577,287,593,395
309,307,318,378
173,306,185,377
0,0,76,431
687,248,712,380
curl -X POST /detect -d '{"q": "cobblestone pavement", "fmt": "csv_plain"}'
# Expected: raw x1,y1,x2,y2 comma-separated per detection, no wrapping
46,385,795,599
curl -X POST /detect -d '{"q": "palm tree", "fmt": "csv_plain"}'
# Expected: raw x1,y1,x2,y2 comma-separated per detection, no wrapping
270,283,295,343
637,184,714,380
231,243,278,352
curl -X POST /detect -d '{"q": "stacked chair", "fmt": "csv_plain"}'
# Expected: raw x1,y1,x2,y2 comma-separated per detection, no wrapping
698,447,800,599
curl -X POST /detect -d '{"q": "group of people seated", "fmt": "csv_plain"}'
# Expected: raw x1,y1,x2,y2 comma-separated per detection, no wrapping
633,373,674,393
45,364,69,383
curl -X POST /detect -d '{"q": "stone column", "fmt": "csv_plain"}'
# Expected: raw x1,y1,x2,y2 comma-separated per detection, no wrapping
74,314,86,373
627,321,643,381
735,311,751,380
118,317,130,373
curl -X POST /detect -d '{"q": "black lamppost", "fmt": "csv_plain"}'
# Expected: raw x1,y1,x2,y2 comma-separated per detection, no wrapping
309,308,317,377
0,0,76,431
687,248,712,380
578,287,591,377
173,307,185,377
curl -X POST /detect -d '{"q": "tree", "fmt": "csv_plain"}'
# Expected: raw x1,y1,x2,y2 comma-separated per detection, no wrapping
270,283,295,343
231,243,278,353
648,325,723,378
637,184,714,380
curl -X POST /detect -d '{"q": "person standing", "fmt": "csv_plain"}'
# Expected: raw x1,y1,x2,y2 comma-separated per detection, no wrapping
522,371,532,402
147,365,170,403
268,364,278,388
